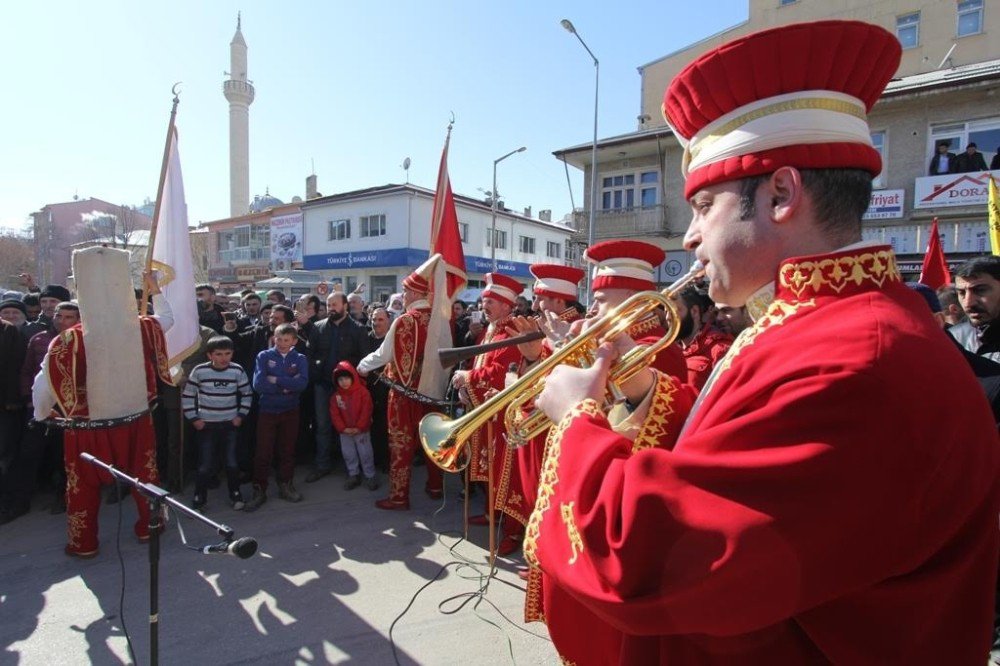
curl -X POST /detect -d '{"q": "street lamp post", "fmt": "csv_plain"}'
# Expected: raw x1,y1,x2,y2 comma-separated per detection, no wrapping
490,146,527,271
561,18,599,301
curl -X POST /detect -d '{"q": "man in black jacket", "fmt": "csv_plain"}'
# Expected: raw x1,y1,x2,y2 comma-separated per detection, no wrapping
927,141,956,175
305,292,368,481
953,142,989,174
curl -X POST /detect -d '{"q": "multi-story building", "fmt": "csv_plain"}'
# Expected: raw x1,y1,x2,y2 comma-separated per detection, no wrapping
301,184,574,303
30,198,152,286
200,197,301,291
556,0,999,280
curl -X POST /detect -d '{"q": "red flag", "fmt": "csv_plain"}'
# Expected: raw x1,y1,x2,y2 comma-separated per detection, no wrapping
918,218,951,290
430,128,467,298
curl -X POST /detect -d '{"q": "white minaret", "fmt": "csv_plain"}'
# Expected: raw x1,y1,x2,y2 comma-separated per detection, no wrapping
223,13,254,217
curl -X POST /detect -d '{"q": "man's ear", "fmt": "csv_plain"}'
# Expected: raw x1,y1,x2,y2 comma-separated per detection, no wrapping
765,166,803,224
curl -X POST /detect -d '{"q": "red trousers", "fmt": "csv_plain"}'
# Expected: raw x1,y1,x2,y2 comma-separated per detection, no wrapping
386,392,442,503
254,409,298,491
63,416,159,555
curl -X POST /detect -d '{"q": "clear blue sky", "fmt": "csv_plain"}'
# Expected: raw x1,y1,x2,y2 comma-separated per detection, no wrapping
0,0,747,231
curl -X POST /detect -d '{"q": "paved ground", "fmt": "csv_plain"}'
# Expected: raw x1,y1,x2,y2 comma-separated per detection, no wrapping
0,466,559,665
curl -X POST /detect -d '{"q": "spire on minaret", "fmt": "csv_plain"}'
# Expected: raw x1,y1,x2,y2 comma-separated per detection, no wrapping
224,14,254,217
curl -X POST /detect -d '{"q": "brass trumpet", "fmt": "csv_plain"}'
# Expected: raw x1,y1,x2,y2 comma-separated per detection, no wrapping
419,261,704,472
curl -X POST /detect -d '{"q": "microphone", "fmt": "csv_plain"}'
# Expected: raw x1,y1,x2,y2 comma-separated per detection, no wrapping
200,536,258,559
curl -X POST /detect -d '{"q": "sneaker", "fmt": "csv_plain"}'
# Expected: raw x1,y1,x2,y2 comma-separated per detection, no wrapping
343,475,361,491
244,485,266,513
230,491,245,511
192,494,206,511
305,469,331,483
364,476,379,491
278,482,303,503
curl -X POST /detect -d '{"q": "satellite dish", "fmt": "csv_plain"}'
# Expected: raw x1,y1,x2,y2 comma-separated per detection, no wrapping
402,157,411,184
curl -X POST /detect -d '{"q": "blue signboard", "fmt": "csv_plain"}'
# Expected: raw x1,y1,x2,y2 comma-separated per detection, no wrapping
303,246,533,278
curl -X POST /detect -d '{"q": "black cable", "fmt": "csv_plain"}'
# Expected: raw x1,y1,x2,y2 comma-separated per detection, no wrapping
114,484,137,665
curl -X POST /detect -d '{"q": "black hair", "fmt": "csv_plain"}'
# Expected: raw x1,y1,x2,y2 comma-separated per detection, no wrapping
206,336,234,353
956,256,1000,282
738,168,872,237
300,294,321,312
195,283,216,294
678,286,711,312
266,289,286,302
333,367,354,381
327,292,348,307
271,304,294,323
242,292,261,303
22,294,39,307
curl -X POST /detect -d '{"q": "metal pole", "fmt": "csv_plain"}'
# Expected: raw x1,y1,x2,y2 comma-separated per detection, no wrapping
561,20,599,301
489,147,526,272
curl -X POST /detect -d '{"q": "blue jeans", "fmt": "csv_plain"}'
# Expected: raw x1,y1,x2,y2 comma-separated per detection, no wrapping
195,422,239,497
313,384,340,472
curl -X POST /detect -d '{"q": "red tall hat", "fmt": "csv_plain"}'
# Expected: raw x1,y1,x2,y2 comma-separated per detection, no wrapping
662,20,901,199
584,240,665,292
402,253,440,294
529,263,584,301
482,272,523,307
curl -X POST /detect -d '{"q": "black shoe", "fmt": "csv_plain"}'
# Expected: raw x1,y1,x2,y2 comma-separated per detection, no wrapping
364,476,379,491
230,490,245,511
305,469,331,483
343,475,361,491
244,485,266,512
106,483,125,505
278,482,303,503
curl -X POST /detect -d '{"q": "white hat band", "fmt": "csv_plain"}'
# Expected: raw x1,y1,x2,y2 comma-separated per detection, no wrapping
682,90,872,177
534,277,577,297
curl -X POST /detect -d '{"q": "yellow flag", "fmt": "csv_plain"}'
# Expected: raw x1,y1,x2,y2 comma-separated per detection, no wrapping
990,175,1000,256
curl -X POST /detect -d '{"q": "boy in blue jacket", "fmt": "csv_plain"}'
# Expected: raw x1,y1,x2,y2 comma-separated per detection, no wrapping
246,323,308,511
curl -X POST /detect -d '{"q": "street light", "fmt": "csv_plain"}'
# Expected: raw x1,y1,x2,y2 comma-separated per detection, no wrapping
491,146,527,271
561,18,599,301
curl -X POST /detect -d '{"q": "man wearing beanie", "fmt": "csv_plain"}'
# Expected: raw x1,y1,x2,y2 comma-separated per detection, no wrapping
529,20,998,664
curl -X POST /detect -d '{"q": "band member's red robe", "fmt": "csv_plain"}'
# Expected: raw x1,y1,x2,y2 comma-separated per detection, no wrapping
466,316,530,533
47,318,171,555
681,325,733,390
525,246,1000,664
383,305,443,503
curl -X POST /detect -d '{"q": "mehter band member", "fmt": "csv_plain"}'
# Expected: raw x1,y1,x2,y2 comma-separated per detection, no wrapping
530,20,999,664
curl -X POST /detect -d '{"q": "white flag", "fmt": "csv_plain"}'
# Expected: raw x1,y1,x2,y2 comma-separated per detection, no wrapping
150,127,199,376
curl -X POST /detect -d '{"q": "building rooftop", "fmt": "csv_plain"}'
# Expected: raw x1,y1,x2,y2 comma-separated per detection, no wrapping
884,58,1000,96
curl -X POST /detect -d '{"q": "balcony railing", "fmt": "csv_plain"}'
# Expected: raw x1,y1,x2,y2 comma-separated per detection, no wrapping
571,204,671,240
218,247,269,263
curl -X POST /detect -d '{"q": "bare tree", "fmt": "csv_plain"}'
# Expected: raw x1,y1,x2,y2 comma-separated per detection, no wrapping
0,230,37,291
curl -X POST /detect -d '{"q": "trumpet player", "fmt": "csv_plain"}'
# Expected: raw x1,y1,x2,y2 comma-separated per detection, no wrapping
450,272,529,557
525,20,999,665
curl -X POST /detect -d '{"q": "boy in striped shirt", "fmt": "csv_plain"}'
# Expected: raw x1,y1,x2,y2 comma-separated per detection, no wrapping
182,336,252,510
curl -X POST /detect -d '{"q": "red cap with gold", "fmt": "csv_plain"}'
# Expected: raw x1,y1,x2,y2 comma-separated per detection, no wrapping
584,240,665,292
402,253,440,294
529,264,584,301
662,20,901,199
482,272,523,307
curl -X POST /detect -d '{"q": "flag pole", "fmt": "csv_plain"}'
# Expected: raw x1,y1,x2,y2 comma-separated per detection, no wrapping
141,83,182,317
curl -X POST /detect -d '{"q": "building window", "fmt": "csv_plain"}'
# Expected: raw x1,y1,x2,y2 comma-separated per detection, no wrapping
929,117,1000,164
601,170,659,211
519,236,536,254
359,214,386,238
957,0,984,37
328,219,351,241
459,222,469,243
486,229,507,250
870,131,887,188
779,0,798,5
546,241,561,259
896,12,919,49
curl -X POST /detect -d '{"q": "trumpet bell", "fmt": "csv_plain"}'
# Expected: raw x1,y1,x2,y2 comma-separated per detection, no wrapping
419,411,471,472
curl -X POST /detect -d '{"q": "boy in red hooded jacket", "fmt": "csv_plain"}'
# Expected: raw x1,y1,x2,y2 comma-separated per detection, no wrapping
329,361,378,490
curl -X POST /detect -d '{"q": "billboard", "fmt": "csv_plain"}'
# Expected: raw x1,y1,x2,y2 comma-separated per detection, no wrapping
914,171,999,209
862,190,904,220
270,213,303,270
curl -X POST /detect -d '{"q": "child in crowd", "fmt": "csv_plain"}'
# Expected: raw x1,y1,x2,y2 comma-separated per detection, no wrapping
246,323,309,511
329,361,378,491
181,336,252,510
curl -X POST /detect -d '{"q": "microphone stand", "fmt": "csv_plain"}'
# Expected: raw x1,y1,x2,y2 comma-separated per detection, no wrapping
81,453,240,666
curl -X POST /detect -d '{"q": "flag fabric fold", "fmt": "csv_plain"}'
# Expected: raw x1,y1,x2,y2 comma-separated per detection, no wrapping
149,127,200,377
989,175,1000,257
418,128,468,399
918,218,951,291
